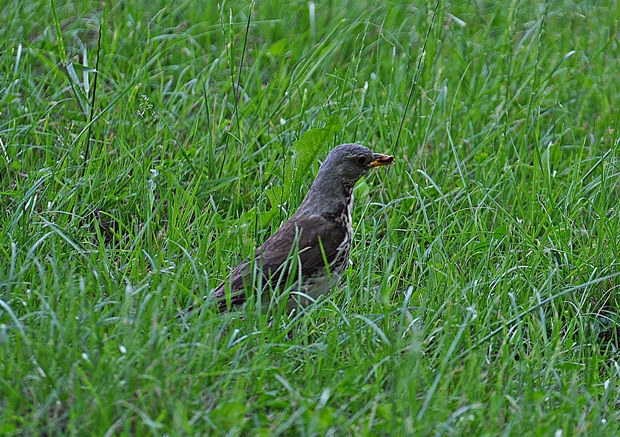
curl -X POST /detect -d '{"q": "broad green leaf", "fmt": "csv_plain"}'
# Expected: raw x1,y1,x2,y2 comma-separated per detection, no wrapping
268,39,288,56
282,115,343,201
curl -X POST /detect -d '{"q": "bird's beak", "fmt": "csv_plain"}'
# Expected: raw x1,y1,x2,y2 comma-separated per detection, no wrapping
368,153,394,167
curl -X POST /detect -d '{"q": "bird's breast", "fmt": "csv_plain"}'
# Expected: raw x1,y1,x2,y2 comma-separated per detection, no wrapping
332,193,353,270
333,193,353,230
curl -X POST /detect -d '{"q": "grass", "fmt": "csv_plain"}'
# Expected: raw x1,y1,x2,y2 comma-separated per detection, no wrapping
1,0,620,435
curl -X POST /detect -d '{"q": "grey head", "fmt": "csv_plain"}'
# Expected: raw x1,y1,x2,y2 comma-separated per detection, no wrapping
297,143,394,215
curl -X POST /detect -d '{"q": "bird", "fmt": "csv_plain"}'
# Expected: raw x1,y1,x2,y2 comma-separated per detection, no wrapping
204,143,393,314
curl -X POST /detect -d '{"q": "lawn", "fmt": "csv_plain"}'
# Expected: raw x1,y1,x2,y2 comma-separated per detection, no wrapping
1,0,620,435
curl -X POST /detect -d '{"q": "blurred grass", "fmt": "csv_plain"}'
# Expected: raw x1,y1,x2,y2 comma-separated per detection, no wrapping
1,0,620,435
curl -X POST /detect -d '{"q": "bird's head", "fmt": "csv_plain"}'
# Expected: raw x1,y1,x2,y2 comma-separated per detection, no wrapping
320,143,394,183
297,143,394,215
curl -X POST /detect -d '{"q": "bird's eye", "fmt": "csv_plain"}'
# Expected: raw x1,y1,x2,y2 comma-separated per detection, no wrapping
357,156,369,166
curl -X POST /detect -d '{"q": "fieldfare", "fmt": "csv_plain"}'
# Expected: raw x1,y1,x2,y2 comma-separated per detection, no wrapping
208,143,393,313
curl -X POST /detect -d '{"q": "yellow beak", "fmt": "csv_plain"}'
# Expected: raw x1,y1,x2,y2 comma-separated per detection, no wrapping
368,153,394,167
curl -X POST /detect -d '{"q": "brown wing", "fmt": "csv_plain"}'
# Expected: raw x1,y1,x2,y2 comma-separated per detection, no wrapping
214,214,346,311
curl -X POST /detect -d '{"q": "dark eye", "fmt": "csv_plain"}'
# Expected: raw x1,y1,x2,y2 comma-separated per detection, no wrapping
357,156,369,166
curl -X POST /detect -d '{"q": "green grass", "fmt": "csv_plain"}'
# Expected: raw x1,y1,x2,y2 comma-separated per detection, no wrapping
2,0,620,435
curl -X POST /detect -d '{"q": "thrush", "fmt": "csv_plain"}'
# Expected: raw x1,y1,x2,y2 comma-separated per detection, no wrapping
207,143,393,313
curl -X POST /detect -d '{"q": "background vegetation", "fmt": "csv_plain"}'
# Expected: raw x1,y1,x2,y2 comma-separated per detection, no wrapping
1,0,620,435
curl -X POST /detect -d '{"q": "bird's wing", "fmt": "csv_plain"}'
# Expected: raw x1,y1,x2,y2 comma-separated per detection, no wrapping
262,214,347,278
214,214,346,310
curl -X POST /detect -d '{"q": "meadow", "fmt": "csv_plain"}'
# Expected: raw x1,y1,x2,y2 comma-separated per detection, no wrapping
1,0,620,435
